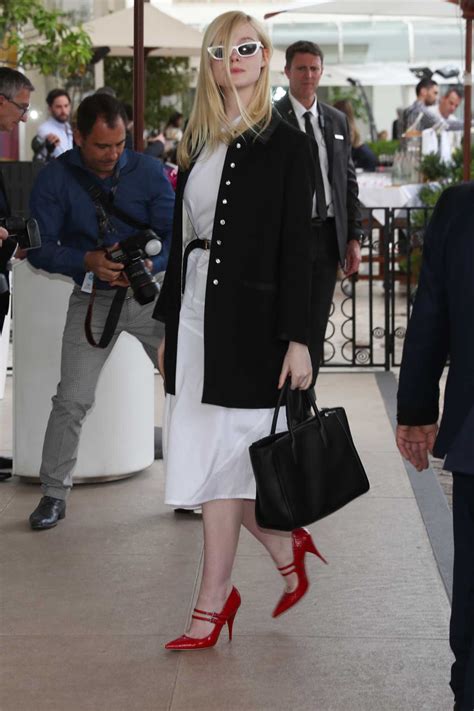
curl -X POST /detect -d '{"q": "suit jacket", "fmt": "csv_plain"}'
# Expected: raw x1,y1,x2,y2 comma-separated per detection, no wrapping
397,184,474,459
0,170,14,327
153,111,315,408
274,93,363,263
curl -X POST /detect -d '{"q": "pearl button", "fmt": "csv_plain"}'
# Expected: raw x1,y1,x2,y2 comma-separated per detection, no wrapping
222,199,227,204
236,143,241,149
230,162,236,168
220,219,225,225
215,258,221,264
226,180,231,185
216,240,222,246
213,279,219,285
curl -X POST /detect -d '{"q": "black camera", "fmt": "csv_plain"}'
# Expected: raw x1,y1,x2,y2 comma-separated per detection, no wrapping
0,216,41,251
31,135,56,163
107,229,162,305
0,217,41,294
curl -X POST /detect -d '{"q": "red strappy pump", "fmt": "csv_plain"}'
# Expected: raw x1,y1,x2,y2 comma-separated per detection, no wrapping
165,586,241,651
272,528,327,619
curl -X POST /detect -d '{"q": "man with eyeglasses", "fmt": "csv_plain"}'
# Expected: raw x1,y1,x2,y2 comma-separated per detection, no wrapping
275,40,363,383
0,67,34,479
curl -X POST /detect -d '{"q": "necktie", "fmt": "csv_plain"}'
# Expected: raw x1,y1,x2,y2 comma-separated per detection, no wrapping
303,111,327,221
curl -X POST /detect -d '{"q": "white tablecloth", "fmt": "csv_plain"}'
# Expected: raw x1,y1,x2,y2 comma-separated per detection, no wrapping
357,173,423,225
357,173,422,210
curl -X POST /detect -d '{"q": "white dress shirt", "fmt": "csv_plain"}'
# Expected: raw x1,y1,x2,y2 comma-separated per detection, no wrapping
37,117,74,158
288,92,334,218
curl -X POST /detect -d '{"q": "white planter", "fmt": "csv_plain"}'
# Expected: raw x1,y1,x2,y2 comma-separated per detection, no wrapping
12,260,154,482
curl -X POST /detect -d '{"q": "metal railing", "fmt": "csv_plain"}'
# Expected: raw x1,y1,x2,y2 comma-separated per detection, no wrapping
321,205,434,370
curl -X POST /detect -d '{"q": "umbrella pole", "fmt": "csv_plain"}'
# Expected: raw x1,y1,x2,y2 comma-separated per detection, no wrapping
133,0,145,152
463,15,473,180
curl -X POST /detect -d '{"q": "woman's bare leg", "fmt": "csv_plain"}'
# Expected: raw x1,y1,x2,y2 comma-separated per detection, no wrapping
186,498,243,638
242,500,298,592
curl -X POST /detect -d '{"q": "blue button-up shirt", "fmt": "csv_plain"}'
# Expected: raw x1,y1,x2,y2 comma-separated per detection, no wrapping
28,146,175,288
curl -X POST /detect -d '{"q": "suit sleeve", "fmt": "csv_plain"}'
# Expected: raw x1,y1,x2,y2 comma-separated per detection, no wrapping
277,132,314,344
344,116,364,243
27,164,87,278
397,189,452,425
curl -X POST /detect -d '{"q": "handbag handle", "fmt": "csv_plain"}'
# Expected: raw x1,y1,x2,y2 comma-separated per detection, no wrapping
270,380,328,448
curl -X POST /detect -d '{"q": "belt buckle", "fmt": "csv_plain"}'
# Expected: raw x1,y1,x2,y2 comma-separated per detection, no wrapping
203,240,210,250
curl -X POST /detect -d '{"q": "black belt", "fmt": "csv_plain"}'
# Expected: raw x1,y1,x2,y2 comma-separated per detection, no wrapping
182,238,211,293
311,216,335,226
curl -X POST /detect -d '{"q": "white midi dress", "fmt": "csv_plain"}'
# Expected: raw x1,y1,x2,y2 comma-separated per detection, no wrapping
163,143,286,508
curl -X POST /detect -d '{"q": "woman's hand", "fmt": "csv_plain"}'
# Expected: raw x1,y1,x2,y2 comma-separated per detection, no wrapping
158,336,165,380
278,341,312,390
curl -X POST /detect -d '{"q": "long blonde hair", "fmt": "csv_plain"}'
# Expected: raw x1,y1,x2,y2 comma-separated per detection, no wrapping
178,11,273,170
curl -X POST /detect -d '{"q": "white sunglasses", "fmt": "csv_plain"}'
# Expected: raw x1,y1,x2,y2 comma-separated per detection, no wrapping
207,41,264,61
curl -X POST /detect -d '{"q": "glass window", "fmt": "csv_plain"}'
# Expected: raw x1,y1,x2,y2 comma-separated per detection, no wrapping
412,22,464,62
342,21,409,63
270,22,340,64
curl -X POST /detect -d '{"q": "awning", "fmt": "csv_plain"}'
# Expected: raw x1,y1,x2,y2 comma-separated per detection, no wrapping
84,4,204,57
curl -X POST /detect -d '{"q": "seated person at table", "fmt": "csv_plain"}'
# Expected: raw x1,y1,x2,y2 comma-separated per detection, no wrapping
333,100,377,172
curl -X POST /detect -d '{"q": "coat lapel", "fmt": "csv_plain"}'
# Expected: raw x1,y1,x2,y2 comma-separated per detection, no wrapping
276,94,300,131
320,106,334,184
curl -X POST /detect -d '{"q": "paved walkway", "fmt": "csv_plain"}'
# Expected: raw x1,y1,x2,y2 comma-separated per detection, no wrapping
0,372,454,711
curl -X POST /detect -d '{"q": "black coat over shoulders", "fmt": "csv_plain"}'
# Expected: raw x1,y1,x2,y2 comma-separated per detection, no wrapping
397,183,474,458
153,112,315,408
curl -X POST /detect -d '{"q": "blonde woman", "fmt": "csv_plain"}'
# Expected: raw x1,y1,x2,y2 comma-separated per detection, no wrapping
154,11,327,651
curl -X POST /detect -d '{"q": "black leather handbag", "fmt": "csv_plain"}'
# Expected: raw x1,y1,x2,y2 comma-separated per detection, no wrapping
249,383,369,531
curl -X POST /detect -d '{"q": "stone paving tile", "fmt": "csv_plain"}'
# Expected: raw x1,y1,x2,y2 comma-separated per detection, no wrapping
0,372,455,710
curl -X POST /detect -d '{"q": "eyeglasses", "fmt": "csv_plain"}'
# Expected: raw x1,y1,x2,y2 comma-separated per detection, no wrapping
0,93,29,118
207,41,264,61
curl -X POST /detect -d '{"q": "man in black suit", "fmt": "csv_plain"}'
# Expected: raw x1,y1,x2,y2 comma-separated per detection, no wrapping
397,185,474,711
0,67,34,332
0,67,34,479
275,40,363,380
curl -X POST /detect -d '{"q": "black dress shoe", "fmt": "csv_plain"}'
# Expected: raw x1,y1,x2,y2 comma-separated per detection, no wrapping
0,456,12,481
29,496,66,530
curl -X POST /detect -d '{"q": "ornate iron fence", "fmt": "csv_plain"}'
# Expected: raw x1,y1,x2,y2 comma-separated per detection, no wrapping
321,205,435,370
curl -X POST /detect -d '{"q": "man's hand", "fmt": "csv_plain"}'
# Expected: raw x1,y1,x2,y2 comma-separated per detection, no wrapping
0,227,8,242
344,239,362,277
278,341,313,390
158,336,165,380
396,424,438,471
84,246,128,286
45,133,60,147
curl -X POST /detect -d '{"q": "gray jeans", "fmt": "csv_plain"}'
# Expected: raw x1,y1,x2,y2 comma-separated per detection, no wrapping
40,286,163,499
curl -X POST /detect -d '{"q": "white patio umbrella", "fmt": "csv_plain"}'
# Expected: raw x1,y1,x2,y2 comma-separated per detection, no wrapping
84,4,204,57
264,0,461,19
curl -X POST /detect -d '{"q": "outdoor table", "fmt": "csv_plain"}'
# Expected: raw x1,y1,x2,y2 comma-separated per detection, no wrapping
356,172,424,282
357,172,422,215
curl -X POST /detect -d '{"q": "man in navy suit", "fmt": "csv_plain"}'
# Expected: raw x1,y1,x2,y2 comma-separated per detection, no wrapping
275,41,363,380
397,185,474,711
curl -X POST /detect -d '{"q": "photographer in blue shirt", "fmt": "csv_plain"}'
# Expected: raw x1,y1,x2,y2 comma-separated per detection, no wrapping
27,94,174,529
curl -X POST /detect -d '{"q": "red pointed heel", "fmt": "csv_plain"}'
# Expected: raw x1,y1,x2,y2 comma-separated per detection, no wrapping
165,586,241,651
272,528,327,619
227,611,237,641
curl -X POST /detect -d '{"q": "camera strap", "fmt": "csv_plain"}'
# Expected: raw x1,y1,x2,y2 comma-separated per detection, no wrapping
61,160,151,234
84,286,127,349
61,158,152,349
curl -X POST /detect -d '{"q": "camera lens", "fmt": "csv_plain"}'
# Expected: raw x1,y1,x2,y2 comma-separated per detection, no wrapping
125,261,159,305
